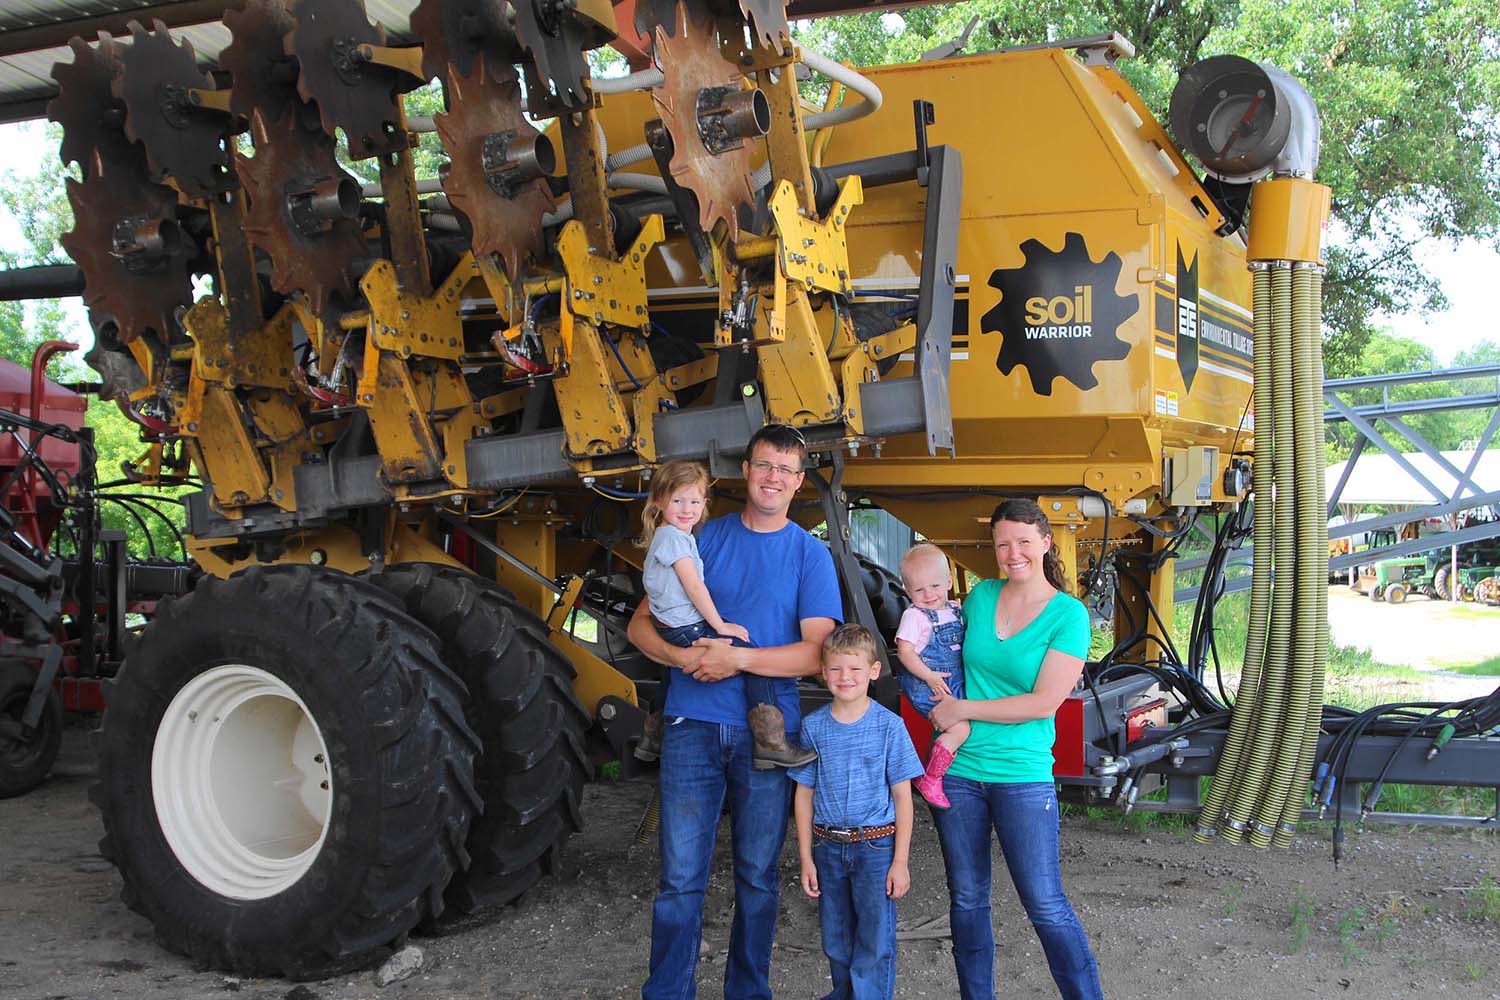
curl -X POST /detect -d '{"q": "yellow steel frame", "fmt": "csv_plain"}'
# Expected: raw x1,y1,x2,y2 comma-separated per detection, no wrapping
557,215,665,334
362,254,471,362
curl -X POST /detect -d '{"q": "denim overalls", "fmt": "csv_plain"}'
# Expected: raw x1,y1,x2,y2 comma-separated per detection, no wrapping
899,601,965,716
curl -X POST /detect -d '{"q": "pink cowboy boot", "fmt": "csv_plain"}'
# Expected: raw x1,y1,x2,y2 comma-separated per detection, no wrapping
914,741,956,809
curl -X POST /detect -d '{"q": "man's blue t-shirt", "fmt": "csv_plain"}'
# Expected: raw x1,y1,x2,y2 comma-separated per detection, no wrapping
789,702,924,828
661,514,841,730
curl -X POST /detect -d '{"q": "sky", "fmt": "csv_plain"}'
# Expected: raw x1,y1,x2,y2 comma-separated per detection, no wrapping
2,119,1496,366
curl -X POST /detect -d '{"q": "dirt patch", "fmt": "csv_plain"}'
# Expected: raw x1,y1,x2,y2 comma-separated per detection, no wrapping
1328,585,1500,698
2,728,1497,999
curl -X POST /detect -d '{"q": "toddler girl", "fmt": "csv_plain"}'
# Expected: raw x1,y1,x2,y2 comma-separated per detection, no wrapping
895,543,971,808
634,460,815,769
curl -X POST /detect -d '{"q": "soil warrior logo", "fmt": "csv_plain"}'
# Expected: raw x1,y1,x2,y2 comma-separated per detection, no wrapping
980,232,1137,395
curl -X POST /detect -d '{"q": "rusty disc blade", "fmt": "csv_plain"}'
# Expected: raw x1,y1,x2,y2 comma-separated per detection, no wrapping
112,19,235,198
238,106,368,321
59,150,195,349
286,0,406,159
513,0,598,108
652,3,756,240
48,33,135,175
222,0,303,126
435,56,555,280
410,0,519,87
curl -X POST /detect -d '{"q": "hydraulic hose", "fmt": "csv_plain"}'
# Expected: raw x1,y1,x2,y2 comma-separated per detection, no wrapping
1254,264,1320,846
605,173,670,195
1222,263,1296,844
606,144,654,172
801,50,883,129
594,67,665,95
1195,264,1276,843
1274,264,1328,847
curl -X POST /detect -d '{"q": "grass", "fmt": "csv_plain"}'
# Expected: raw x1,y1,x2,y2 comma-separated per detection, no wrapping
1287,885,1316,954
1467,875,1500,923
1373,913,1398,951
564,608,601,643
1434,603,1500,621
1368,783,1500,819
1337,906,1365,966
1446,655,1500,676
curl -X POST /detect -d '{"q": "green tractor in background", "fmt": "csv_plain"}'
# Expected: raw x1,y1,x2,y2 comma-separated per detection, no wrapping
1359,541,1500,605
1351,514,1500,605
1361,555,1427,604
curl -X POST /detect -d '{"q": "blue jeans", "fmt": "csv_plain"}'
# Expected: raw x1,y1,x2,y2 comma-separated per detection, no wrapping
655,620,775,710
930,779,1103,1000
812,834,897,1000
642,718,791,1000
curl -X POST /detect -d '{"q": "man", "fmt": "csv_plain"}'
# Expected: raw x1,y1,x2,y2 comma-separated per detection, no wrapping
631,424,841,1000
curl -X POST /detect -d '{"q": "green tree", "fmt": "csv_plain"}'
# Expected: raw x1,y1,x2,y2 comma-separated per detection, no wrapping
796,0,1500,377
1325,330,1500,460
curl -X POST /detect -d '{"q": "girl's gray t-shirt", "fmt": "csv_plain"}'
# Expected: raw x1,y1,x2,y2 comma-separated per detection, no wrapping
644,524,706,627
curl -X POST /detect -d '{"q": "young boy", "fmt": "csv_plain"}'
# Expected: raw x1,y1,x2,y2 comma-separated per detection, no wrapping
791,624,925,1000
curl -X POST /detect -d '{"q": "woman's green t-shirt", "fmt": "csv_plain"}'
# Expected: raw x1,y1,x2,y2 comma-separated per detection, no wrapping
946,578,1091,784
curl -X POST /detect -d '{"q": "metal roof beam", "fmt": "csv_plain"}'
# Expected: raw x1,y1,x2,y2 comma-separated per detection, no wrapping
0,96,50,127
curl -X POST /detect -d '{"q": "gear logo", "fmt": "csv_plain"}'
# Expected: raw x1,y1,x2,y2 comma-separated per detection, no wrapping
979,232,1138,395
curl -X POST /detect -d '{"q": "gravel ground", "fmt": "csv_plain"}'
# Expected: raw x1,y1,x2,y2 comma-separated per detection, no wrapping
3,727,1498,1000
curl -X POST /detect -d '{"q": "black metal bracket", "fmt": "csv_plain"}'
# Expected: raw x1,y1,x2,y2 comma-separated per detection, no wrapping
596,693,649,778
913,100,935,187
21,643,61,730
807,452,899,707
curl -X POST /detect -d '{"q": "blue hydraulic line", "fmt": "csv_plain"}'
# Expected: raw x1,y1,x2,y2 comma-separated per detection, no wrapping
603,330,643,389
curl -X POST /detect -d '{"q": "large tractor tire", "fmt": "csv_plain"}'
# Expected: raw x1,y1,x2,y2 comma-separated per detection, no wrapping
91,565,481,978
368,563,590,920
0,661,63,798
855,555,908,647
1433,564,1454,601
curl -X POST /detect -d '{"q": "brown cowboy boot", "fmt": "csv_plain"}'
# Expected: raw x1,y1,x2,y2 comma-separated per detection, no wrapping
748,704,818,770
633,710,662,762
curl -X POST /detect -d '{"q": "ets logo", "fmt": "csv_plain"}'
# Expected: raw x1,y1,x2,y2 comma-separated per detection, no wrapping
1175,245,1199,391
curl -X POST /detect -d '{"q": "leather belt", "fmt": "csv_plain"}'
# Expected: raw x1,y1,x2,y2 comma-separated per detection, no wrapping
812,822,896,844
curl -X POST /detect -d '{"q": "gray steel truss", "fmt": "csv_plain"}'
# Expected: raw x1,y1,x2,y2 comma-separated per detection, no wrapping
1176,362,1500,603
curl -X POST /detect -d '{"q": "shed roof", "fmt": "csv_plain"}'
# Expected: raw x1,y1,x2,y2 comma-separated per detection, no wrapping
0,0,891,125
0,1,413,125
1326,449,1500,507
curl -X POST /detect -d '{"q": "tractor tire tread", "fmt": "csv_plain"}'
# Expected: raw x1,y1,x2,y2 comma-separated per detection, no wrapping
92,564,480,979
367,563,590,922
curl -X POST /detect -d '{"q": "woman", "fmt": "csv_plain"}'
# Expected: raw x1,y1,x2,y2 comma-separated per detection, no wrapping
927,499,1103,1000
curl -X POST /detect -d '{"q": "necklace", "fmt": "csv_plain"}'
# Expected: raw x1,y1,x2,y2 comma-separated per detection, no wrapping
995,585,1054,640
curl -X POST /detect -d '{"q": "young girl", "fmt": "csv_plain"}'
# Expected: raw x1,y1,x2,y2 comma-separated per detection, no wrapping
634,459,816,769
895,542,971,808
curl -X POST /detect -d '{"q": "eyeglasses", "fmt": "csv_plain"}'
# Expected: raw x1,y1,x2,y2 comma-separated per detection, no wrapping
748,459,803,477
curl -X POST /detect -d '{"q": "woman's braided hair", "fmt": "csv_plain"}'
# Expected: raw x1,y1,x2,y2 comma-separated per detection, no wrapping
989,498,1071,595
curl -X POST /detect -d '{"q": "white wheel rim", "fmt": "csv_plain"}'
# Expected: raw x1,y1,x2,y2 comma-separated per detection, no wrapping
152,665,332,900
